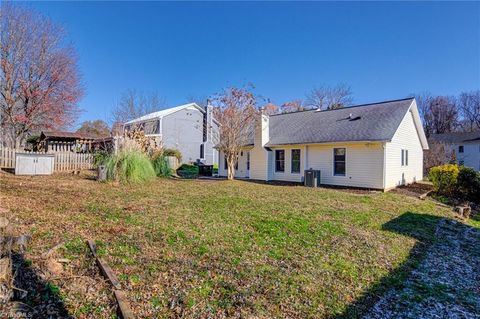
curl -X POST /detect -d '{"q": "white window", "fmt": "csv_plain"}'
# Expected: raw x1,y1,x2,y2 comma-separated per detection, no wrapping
401,149,409,166
275,150,285,172
291,149,301,173
333,148,346,176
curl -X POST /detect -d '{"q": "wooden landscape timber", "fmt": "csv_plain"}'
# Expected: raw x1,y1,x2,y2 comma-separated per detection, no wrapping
87,240,134,319
418,190,433,200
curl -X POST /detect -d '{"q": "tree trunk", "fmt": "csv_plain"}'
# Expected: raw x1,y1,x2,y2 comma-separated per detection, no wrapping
226,152,237,180
227,158,235,180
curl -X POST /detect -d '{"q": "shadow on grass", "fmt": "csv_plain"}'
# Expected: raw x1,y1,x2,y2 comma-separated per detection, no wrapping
334,212,447,319
11,253,72,318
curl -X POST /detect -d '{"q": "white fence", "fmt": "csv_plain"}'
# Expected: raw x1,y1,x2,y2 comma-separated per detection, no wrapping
0,147,94,172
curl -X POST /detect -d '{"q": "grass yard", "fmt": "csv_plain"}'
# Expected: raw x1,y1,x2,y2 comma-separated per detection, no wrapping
0,172,475,318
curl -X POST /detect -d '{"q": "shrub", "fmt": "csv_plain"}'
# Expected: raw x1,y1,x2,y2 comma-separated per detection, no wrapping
105,150,155,183
151,153,171,177
93,150,110,168
177,164,199,179
163,148,182,162
429,164,459,196
457,166,480,202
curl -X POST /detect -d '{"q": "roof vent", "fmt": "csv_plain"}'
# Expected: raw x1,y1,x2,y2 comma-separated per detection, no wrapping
349,113,353,119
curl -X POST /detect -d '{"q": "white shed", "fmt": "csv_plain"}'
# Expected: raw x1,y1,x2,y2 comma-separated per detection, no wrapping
15,153,54,175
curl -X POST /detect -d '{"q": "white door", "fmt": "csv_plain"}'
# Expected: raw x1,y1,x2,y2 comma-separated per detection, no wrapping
36,156,53,175
15,155,36,175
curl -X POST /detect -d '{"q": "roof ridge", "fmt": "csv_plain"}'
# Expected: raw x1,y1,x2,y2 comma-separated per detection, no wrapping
269,97,415,117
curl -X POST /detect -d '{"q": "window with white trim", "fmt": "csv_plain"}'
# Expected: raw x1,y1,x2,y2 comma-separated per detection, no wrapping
401,149,409,166
275,150,285,172
333,148,346,176
291,149,301,173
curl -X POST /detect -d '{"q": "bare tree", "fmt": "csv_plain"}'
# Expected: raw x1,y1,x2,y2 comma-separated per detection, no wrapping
262,102,279,115
414,92,432,131
414,93,459,137
305,84,353,110
424,141,455,173
280,100,305,113
212,86,258,180
0,3,83,148
112,89,166,124
426,96,458,136
76,120,110,138
458,90,480,132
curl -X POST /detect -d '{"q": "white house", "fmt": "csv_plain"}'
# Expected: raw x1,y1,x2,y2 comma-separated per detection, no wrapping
218,98,429,190
429,131,480,171
125,103,219,165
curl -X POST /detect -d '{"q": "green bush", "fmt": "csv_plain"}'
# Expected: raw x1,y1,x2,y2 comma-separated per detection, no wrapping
93,150,110,168
457,166,480,202
429,164,459,196
151,153,171,177
105,151,155,183
177,164,199,179
163,148,182,162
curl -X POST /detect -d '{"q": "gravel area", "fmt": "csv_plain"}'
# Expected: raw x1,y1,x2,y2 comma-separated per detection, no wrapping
364,218,480,319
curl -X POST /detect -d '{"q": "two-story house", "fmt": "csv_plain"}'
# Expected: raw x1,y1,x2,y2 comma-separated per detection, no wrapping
124,103,219,165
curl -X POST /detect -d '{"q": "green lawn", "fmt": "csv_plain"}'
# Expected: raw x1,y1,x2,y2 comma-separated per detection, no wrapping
0,172,468,318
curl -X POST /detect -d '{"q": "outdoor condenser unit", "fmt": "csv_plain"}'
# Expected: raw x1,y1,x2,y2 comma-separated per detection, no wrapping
304,169,321,187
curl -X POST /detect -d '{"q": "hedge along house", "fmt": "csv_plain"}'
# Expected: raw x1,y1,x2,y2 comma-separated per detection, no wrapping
124,103,219,165
218,98,429,190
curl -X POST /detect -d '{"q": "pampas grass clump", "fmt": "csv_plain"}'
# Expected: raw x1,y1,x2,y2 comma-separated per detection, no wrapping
105,150,156,183
151,153,171,177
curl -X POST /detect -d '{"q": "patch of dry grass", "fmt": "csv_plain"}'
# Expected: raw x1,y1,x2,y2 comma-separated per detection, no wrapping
0,171,457,318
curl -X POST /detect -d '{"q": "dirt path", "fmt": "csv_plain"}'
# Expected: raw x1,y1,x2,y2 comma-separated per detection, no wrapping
364,219,480,319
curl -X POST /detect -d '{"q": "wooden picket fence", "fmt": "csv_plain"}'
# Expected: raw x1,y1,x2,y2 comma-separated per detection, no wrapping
0,147,94,172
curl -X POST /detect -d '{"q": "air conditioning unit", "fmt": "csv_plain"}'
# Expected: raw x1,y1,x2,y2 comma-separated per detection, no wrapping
304,169,321,187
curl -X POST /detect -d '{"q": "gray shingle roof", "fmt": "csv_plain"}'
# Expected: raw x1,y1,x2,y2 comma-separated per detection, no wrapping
429,131,480,144
265,98,414,146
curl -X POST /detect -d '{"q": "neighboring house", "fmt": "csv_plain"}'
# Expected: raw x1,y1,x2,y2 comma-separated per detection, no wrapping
124,103,219,165
219,98,429,190
429,131,480,171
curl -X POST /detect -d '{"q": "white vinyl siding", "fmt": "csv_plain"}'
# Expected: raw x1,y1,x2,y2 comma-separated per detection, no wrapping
218,149,250,178
455,142,480,172
269,146,305,182
250,114,273,180
306,143,384,188
384,110,424,188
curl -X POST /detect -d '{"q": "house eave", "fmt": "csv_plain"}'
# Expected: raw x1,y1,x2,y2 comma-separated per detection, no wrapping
265,140,389,147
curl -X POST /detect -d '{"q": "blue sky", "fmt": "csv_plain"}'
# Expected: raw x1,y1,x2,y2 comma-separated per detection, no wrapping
27,1,480,127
